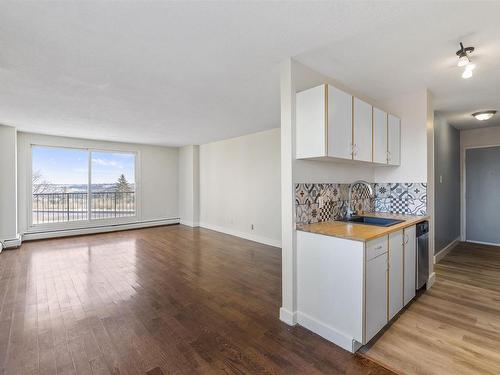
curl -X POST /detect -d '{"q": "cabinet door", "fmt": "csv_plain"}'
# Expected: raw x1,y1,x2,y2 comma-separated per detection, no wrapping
373,107,388,164
388,114,401,166
388,230,404,320
404,225,417,305
327,85,353,160
353,98,373,162
365,252,388,343
296,85,327,159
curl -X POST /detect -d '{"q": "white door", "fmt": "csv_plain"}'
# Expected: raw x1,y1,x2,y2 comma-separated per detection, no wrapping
353,98,373,162
388,114,401,166
365,252,388,343
327,85,353,160
373,107,388,164
404,225,416,305
388,230,403,320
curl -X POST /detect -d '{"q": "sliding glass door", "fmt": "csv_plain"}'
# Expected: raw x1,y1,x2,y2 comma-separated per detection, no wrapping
31,146,136,227
90,151,135,220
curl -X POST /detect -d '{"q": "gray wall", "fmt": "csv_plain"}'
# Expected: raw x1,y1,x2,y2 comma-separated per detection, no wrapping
466,146,500,244
434,116,460,254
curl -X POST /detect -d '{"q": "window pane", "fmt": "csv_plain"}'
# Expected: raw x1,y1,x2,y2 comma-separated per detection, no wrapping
90,151,136,220
32,146,89,224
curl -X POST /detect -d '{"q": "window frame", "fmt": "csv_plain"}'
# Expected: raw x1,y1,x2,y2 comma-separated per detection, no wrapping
28,143,141,232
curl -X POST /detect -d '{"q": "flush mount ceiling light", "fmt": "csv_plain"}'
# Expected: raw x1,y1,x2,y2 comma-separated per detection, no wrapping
456,42,475,78
472,110,497,121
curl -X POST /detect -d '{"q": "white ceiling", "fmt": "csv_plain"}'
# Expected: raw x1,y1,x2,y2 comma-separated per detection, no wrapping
1,1,499,146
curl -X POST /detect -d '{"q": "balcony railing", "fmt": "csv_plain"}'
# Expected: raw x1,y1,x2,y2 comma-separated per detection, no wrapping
32,192,135,225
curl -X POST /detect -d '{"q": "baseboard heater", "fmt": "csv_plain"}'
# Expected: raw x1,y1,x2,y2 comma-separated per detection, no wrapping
21,218,180,242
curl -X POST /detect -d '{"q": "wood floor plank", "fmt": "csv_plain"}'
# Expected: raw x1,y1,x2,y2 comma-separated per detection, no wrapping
362,241,500,375
0,224,391,374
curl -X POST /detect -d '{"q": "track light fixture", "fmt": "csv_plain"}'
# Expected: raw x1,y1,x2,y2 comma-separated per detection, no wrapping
456,42,475,79
456,42,474,66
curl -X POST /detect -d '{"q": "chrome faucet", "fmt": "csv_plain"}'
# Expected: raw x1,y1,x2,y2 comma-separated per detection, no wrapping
347,180,373,219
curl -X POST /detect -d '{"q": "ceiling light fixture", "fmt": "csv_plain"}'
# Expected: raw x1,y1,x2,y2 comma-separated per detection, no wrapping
457,54,470,67
456,42,475,78
456,42,474,67
472,110,497,121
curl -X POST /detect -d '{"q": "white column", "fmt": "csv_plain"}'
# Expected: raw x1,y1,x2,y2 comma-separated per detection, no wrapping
279,59,297,325
426,90,436,288
0,124,20,249
178,145,200,227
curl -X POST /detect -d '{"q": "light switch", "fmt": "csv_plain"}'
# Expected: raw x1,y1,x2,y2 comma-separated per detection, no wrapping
439,175,443,184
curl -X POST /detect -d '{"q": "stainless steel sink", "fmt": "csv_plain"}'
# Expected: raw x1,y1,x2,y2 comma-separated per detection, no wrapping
339,216,404,227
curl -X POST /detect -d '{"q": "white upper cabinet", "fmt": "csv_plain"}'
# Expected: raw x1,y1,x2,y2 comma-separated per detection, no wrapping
388,114,401,166
353,98,373,162
373,107,388,164
327,85,353,159
296,83,400,167
296,85,327,159
296,84,352,160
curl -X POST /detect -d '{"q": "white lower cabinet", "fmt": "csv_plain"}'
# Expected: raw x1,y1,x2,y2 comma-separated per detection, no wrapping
404,225,417,305
296,225,420,352
365,236,388,343
388,230,404,320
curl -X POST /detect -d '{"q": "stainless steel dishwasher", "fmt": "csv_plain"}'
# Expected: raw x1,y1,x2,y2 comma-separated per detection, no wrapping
416,221,429,289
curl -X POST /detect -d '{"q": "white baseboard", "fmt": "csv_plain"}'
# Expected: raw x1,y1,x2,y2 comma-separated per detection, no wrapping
427,272,436,289
22,218,180,241
198,222,281,248
296,311,359,353
180,220,199,227
434,237,460,264
1,234,22,250
466,239,500,247
279,307,297,326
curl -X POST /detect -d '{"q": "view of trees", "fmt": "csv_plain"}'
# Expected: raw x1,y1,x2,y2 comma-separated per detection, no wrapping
116,174,132,192
32,170,52,194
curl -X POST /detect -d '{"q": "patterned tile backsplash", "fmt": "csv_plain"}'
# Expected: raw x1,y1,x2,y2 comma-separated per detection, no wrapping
296,182,427,225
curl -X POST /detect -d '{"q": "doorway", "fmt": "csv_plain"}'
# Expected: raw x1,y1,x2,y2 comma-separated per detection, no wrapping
465,146,500,245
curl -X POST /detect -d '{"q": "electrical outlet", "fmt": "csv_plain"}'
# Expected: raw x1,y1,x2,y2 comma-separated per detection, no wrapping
251,224,254,230
318,196,324,208
439,175,443,184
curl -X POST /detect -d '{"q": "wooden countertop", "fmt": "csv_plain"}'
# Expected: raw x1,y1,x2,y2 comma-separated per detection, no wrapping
297,212,429,242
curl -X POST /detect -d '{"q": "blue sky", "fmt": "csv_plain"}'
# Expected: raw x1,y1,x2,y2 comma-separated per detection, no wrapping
32,146,135,185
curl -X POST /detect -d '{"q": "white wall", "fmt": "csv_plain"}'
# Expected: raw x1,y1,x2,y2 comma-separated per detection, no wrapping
178,145,200,226
17,132,179,235
461,126,500,148
199,128,281,247
460,126,500,240
0,125,18,245
434,115,460,254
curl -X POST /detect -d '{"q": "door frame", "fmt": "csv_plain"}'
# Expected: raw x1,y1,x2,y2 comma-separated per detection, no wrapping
461,143,500,244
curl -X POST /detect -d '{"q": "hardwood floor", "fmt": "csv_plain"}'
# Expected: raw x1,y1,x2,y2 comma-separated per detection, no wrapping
362,241,500,375
0,225,391,375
